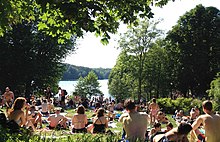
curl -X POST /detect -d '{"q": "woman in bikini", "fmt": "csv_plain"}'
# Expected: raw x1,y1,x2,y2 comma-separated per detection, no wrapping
72,105,88,133
149,98,160,125
92,108,108,134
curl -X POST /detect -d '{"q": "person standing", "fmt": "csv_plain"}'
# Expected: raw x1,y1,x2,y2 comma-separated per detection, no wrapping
45,86,52,101
149,98,160,125
192,100,220,142
119,99,149,142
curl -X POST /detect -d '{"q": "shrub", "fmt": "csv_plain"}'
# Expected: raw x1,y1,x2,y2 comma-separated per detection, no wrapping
157,97,202,115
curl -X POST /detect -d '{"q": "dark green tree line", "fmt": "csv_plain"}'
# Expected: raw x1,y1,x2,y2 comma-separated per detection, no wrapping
166,5,220,97
62,64,111,80
0,22,74,97
109,5,220,101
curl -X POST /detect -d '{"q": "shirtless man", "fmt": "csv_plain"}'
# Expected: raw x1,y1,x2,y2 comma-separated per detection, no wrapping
149,98,160,125
192,100,220,142
47,108,68,129
119,99,149,142
3,87,14,108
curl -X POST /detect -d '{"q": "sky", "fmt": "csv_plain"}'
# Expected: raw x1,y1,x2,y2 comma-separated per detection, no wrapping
64,0,220,68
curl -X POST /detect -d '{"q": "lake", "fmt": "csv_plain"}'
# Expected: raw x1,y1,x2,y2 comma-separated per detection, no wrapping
58,79,111,98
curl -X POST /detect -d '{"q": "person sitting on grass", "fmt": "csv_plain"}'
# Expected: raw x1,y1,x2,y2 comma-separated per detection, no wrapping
92,108,108,134
153,122,192,142
192,100,220,142
71,105,88,133
47,107,68,129
149,122,165,142
175,110,184,123
107,102,115,121
48,99,55,114
164,122,173,132
8,97,35,131
156,111,169,124
119,99,149,142
28,105,42,129
41,99,49,116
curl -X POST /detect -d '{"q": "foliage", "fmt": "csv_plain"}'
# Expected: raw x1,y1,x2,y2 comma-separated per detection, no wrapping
108,19,163,101
75,71,102,98
166,5,220,97
157,97,203,114
0,22,74,98
143,39,171,99
208,72,220,110
108,51,135,101
62,64,111,80
0,0,177,43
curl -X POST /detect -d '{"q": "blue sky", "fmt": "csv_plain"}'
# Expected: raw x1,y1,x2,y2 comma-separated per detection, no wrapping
64,0,220,68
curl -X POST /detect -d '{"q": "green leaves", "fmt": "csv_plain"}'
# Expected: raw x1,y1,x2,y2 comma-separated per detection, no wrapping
1,0,175,43
38,22,49,30
75,71,102,98
166,5,220,97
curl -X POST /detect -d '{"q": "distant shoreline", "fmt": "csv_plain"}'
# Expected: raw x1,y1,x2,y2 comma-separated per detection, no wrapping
60,78,108,81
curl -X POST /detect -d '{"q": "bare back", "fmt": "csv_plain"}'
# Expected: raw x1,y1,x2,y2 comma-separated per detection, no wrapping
149,103,159,111
72,114,87,129
203,114,220,142
193,114,220,142
120,112,149,141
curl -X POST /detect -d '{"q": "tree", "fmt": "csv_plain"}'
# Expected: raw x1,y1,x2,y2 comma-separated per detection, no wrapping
0,0,176,43
143,39,171,99
0,22,74,98
117,19,162,101
108,51,135,101
166,5,220,97
208,72,220,110
75,71,102,98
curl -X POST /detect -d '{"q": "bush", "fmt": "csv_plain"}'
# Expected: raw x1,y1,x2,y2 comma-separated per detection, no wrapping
157,97,202,115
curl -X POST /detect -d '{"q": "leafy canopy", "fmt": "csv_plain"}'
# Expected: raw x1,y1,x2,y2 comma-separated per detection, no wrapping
166,5,220,96
75,71,102,98
1,0,176,43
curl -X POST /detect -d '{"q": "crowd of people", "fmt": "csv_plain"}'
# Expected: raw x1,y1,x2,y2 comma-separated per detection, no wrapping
0,86,220,142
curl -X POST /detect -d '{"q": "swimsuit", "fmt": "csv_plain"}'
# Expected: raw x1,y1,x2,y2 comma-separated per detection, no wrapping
151,109,158,116
93,118,105,133
72,127,87,133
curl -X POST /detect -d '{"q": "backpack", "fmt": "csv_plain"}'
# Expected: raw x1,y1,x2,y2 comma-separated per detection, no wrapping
63,90,67,96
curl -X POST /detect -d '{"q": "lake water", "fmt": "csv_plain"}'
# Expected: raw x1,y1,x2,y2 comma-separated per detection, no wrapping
58,79,111,98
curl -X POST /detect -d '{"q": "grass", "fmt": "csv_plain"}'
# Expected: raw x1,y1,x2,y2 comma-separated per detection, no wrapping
1,107,178,142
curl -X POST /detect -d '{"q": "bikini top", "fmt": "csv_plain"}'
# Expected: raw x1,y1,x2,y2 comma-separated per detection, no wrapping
93,117,106,133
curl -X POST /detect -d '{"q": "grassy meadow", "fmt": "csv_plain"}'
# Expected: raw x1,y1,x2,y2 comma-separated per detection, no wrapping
0,107,177,142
